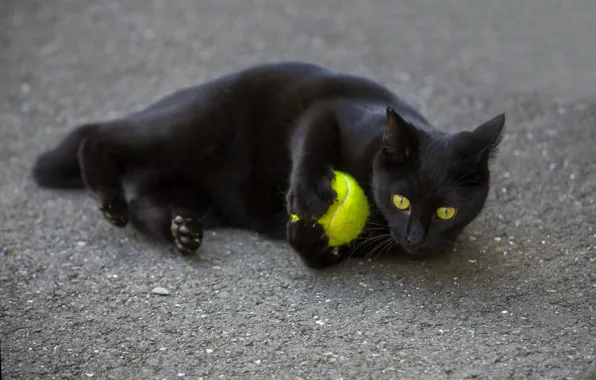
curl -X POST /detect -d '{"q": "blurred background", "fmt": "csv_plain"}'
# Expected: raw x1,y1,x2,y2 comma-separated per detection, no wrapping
4,0,596,125
1,0,595,379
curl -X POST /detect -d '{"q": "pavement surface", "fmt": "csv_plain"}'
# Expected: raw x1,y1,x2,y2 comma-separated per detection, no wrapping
1,0,595,379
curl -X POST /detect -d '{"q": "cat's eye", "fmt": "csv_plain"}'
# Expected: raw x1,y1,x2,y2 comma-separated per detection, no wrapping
392,194,411,210
436,207,457,220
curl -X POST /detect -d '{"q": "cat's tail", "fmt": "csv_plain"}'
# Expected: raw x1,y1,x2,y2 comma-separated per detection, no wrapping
32,123,99,189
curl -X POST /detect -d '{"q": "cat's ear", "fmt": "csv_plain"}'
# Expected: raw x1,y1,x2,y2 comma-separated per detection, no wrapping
382,107,418,163
456,113,506,164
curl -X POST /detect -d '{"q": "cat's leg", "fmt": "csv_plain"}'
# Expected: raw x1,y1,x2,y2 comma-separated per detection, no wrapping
286,104,339,221
77,120,147,227
77,116,200,228
286,103,346,268
127,182,223,253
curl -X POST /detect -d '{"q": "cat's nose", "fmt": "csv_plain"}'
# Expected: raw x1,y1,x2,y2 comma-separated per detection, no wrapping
406,222,426,247
406,233,424,247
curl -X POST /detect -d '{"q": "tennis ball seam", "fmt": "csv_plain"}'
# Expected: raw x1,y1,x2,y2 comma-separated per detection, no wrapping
326,173,349,239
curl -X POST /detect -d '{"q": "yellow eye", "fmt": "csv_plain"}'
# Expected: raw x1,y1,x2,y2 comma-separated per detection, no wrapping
436,207,456,220
392,194,411,210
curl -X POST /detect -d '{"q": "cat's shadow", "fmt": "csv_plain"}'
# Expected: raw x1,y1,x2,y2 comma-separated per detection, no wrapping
121,226,510,298
302,234,511,296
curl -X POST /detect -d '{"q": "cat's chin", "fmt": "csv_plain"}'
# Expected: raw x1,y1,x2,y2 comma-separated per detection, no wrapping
396,241,455,259
401,248,446,260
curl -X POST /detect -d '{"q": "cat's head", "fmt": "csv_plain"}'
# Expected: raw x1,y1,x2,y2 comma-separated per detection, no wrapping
371,107,505,257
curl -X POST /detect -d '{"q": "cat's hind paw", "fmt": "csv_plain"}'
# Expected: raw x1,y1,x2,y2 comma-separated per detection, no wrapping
171,212,204,254
98,196,129,228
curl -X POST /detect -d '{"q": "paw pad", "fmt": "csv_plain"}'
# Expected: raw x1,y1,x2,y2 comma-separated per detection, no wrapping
171,214,203,253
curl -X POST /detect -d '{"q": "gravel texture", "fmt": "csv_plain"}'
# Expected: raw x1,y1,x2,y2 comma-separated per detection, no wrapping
1,0,595,379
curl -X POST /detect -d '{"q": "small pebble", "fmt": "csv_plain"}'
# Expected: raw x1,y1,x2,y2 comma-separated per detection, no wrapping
152,287,170,295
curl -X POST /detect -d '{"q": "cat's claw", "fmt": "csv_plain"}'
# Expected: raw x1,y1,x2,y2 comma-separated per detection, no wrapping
171,212,203,254
98,197,129,228
287,218,342,268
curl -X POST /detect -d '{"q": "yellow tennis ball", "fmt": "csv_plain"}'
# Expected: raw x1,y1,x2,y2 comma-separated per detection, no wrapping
290,171,369,247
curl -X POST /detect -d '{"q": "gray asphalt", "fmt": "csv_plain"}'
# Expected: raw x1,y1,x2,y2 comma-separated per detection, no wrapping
1,0,595,379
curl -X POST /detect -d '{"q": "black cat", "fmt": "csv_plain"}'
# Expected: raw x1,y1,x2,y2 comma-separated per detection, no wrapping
32,62,505,268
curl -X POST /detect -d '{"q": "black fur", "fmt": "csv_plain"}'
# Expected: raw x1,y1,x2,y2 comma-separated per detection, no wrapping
32,62,505,268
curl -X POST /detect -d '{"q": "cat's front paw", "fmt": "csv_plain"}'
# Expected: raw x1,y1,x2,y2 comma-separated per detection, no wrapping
171,211,204,254
287,218,342,269
287,169,336,220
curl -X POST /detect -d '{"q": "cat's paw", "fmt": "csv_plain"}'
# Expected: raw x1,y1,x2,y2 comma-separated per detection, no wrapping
170,211,204,254
98,195,129,228
287,218,342,269
287,169,336,220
